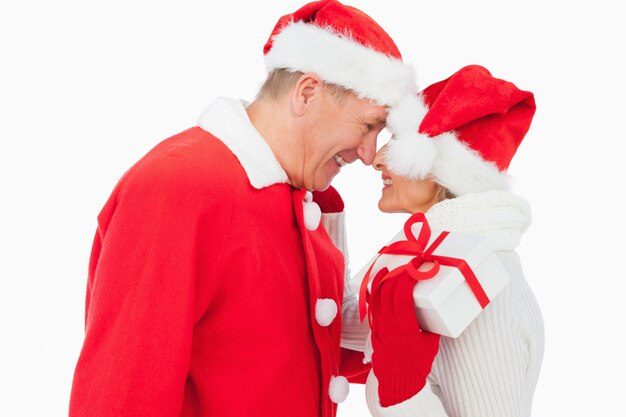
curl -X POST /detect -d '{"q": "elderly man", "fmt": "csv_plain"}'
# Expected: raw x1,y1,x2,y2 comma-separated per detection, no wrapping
69,1,420,416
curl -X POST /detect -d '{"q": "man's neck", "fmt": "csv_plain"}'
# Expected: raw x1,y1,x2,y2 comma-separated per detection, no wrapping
245,99,302,188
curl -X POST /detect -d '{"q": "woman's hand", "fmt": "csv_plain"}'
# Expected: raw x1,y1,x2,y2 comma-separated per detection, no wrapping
369,268,441,407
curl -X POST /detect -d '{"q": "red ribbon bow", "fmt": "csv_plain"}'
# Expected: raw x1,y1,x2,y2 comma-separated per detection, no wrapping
359,213,490,322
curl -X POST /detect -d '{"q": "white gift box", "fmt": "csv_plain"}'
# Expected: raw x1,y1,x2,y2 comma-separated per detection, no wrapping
355,219,510,338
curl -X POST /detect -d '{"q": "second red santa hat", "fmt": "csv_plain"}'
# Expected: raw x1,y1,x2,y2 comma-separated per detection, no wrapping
385,64,536,196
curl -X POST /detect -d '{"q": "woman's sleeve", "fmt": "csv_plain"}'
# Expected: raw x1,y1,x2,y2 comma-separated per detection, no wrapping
364,290,533,417
425,290,534,417
320,211,372,383
321,211,370,352
366,372,449,417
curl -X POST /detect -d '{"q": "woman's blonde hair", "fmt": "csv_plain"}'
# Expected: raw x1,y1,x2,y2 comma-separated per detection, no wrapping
436,184,456,203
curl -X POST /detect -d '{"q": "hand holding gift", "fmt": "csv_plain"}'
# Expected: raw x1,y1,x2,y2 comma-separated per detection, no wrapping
358,212,511,338
369,267,440,407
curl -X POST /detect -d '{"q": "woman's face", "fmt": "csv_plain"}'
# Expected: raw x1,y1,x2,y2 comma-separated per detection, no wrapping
372,144,441,214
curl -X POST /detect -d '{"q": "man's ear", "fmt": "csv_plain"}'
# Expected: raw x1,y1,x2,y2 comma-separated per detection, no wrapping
291,73,323,117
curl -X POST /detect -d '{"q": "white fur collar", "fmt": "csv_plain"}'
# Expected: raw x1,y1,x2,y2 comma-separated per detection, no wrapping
197,97,288,189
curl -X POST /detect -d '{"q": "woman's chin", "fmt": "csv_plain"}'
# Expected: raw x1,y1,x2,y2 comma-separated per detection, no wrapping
377,199,397,213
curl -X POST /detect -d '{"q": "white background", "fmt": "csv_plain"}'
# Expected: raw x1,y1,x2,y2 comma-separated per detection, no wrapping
1,0,624,416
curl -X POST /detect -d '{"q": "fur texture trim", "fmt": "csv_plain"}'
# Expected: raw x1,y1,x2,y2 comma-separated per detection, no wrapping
430,133,511,196
198,98,288,189
384,94,436,178
385,130,510,195
265,21,415,106
385,133,436,179
385,93,425,133
383,94,510,194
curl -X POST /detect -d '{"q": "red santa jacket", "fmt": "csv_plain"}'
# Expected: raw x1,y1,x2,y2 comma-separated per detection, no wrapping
69,97,369,417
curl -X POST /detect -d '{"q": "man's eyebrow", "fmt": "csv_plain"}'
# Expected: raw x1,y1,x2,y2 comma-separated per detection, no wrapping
358,113,387,126
368,116,387,125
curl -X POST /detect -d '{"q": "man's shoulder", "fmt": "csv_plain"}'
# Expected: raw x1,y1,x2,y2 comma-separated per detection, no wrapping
101,127,254,218
97,127,252,228
123,127,247,191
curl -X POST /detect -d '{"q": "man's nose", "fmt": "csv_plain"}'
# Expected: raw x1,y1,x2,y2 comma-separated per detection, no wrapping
356,137,377,166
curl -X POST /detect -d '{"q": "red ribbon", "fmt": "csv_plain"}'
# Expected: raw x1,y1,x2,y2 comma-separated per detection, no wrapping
358,213,490,322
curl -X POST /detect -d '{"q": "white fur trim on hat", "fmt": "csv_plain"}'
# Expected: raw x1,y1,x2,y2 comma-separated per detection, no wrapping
431,133,511,196
265,21,415,107
385,94,423,133
383,94,510,195
385,132,436,179
329,375,350,403
384,94,436,179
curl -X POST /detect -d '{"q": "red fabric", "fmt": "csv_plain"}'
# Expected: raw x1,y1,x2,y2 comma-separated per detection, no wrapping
312,186,344,213
263,0,401,60
419,64,536,171
369,268,440,407
70,127,348,417
339,348,371,384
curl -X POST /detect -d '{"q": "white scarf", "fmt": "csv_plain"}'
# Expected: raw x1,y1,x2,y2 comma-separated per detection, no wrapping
425,190,532,252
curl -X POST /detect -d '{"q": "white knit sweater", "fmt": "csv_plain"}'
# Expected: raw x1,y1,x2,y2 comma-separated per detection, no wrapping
329,191,545,417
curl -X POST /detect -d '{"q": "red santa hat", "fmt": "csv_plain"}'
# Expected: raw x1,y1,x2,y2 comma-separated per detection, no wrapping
263,0,435,172
385,64,536,196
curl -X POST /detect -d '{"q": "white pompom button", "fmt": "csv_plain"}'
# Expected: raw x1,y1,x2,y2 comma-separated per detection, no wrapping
328,375,349,403
303,201,321,230
315,298,338,327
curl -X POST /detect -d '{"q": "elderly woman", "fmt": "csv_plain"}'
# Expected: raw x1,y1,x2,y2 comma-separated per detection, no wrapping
359,65,545,417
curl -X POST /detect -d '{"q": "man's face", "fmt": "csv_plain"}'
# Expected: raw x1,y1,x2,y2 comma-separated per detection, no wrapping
300,88,387,191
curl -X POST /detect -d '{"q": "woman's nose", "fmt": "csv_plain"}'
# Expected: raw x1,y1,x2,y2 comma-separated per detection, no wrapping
372,146,387,171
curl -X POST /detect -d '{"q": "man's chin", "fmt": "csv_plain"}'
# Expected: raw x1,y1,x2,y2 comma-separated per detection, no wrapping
314,173,338,191
307,183,330,192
